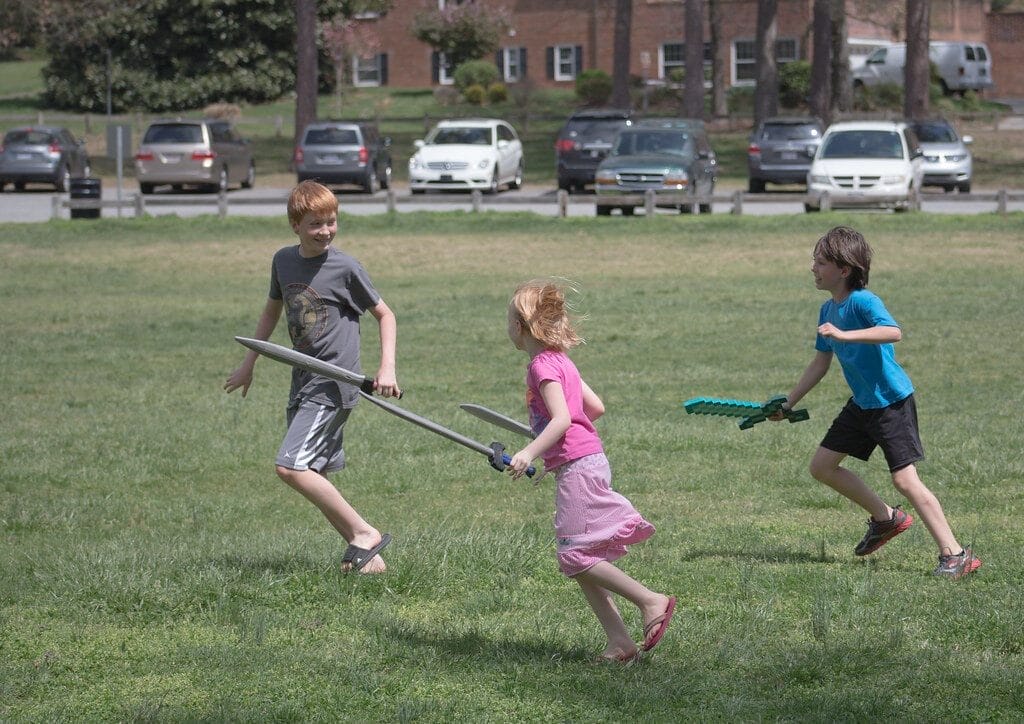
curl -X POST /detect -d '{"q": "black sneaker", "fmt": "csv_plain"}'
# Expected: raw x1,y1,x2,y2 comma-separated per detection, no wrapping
854,505,913,556
934,547,982,579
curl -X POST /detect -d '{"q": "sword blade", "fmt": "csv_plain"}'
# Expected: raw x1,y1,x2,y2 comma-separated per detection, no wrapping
235,336,375,395
459,403,535,439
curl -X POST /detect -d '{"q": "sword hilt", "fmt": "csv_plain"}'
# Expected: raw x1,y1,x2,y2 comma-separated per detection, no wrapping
489,442,535,478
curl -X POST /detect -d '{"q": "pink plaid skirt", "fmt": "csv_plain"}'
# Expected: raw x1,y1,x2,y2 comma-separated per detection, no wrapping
553,453,655,577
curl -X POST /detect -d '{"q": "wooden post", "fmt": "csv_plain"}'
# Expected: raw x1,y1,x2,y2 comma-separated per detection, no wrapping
732,190,743,215
218,190,228,219
386,187,396,213
51,195,61,220
134,193,144,217
644,189,655,216
471,189,482,212
997,188,1007,215
557,189,568,218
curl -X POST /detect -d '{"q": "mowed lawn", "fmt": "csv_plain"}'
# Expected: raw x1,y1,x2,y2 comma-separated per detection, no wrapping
1,211,1022,721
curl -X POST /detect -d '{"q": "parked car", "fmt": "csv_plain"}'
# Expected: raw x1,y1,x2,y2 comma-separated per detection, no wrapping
908,118,973,193
0,126,90,192
747,116,823,192
134,119,255,194
806,120,924,212
295,121,391,193
555,108,633,192
594,118,717,216
852,41,994,96
408,118,524,194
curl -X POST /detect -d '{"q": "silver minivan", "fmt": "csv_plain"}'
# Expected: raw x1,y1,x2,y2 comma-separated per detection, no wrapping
135,119,255,194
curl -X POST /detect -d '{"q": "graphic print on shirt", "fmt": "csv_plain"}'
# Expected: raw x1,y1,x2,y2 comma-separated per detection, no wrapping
284,283,328,350
526,386,550,438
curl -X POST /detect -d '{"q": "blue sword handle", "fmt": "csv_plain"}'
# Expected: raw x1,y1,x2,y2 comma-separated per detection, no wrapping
490,442,535,478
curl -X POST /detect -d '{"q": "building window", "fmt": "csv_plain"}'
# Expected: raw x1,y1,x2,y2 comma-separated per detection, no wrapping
500,47,525,82
437,51,454,85
353,54,382,87
554,45,578,81
732,38,799,85
659,42,712,81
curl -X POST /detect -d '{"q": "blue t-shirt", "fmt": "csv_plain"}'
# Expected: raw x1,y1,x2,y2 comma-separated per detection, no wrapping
815,289,914,409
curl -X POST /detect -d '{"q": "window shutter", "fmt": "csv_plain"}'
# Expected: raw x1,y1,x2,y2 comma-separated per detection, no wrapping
431,52,440,84
546,47,554,79
520,48,527,78
575,45,583,75
380,53,388,86
495,49,502,70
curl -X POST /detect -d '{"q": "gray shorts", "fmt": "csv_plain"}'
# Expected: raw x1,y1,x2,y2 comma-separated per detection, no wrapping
276,399,352,474
820,394,924,473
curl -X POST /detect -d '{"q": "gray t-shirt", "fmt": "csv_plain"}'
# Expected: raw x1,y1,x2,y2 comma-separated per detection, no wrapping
269,245,380,408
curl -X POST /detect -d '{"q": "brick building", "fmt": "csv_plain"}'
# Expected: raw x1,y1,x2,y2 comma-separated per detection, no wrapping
349,0,1012,96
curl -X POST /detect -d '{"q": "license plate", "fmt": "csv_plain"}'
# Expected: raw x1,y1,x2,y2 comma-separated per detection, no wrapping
319,154,341,163
161,154,181,163
440,174,453,182
17,153,33,160
781,152,797,160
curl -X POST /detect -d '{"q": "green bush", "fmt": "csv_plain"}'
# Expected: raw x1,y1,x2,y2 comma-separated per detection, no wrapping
486,82,507,103
452,60,500,93
779,60,811,108
463,83,486,105
575,69,612,105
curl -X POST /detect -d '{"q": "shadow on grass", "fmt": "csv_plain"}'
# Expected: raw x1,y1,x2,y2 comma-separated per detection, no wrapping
683,546,835,564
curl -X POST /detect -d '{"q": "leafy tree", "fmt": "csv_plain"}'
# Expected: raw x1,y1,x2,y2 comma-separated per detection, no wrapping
411,3,510,69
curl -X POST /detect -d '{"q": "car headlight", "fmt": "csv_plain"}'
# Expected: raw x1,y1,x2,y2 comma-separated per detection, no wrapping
881,175,906,185
946,154,967,162
408,156,420,170
595,169,618,185
477,158,490,170
809,174,829,184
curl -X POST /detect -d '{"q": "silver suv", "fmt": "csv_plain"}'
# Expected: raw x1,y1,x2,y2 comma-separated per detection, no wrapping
135,119,255,194
294,121,392,193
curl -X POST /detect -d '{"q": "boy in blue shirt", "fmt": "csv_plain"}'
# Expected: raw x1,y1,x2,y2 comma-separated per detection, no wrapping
773,226,980,579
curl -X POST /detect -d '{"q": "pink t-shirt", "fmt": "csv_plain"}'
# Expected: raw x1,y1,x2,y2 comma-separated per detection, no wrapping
526,350,604,469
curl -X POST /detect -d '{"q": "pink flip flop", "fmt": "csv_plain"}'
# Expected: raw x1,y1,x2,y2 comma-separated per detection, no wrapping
642,596,677,652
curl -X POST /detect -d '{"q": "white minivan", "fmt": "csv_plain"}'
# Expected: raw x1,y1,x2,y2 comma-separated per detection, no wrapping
852,41,993,95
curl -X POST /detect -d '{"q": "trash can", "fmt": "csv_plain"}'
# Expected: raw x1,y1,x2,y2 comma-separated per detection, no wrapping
70,177,101,219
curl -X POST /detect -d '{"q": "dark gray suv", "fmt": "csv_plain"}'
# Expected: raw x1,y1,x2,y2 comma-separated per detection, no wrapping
295,121,392,193
555,108,633,192
747,116,824,192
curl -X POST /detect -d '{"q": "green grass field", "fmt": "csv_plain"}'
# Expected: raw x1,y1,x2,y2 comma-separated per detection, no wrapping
2,212,1023,721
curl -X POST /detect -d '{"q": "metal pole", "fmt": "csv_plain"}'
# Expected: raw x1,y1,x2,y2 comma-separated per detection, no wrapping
115,125,123,218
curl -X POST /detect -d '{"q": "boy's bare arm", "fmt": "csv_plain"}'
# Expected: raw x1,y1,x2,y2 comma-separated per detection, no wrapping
224,298,283,396
818,323,902,344
368,299,400,397
780,351,832,412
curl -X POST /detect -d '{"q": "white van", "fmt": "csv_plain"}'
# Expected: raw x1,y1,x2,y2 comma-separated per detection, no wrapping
852,41,993,95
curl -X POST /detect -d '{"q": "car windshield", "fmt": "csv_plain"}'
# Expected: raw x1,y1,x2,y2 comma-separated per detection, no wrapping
912,123,957,143
304,128,359,145
4,130,56,145
821,130,904,159
143,124,203,144
565,119,628,137
614,130,691,157
761,123,820,141
429,127,492,145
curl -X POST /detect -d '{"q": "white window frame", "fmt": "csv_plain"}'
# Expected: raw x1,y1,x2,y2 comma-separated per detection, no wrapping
500,47,521,83
352,54,381,87
438,51,455,85
554,45,577,82
658,42,713,87
731,38,799,86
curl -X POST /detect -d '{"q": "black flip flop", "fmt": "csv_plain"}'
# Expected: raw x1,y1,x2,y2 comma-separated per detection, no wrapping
341,533,393,573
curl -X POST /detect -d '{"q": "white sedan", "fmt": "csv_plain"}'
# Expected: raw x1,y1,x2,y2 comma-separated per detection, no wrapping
408,118,524,194
806,120,924,212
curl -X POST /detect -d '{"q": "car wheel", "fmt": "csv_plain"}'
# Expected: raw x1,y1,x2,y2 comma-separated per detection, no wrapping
381,163,392,190
804,203,819,213
958,182,971,194
209,167,228,194
242,161,255,189
55,166,71,192
748,178,765,193
14,181,26,191
140,183,154,195
509,161,524,190
596,205,612,216
486,168,500,195
363,168,380,194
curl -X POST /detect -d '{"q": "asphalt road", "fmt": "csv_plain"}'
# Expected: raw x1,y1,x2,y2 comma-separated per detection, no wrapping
2,182,1022,223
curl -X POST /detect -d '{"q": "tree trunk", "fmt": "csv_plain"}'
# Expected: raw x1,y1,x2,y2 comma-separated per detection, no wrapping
294,0,318,148
708,0,728,118
809,0,832,123
829,0,851,114
683,0,704,118
753,0,778,125
611,0,633,108
904,0,930,119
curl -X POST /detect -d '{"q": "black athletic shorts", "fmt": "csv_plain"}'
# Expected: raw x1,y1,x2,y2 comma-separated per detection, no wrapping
820,394,924,473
